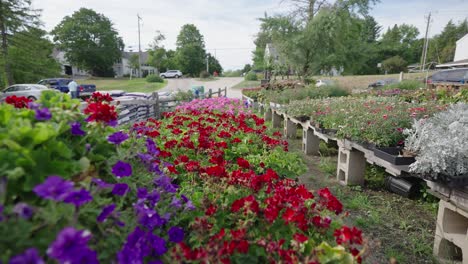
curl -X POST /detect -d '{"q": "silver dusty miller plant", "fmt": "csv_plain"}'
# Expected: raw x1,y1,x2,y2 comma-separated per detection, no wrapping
404,103,468,179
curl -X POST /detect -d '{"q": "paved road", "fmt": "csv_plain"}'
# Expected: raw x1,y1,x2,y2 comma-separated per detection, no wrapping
159,77,244,98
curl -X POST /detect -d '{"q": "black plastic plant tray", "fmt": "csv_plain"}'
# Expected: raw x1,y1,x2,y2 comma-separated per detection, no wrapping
374,147,416,166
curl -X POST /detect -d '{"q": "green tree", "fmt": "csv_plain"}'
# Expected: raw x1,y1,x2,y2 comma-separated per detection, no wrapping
382,55,407,73
207,53,222,74
0,0,39,85
8,28,60,83
51,8,124,77
175,24,206,76
242,64,252,74
147,31,166,74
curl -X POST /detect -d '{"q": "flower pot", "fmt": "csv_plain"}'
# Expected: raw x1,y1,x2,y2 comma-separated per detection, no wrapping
385,176,420,198
431,173,468,188
374,147,416,166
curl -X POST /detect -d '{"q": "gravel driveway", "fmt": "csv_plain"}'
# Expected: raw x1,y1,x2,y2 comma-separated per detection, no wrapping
159,77,244,98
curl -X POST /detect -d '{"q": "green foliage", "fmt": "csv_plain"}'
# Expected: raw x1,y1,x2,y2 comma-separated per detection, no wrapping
51,8,124,77
175,24,206,77
199,70,210,79
383,80,422,90
145,74,163,83
174,90,193,102
382,56,407,74
245,72,258,81
427,19,468,63
0,91,116,201
207,53,222,75
223,69,243,77
8,28,61,84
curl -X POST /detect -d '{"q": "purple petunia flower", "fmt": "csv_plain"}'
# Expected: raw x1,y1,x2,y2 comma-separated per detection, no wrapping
63,189,93,207
170,197,182,209
13,202,34,220
146,190,160,206
146,138,160,156
0,204,4,221
47,227,98,264
154,175,177,193
9,248,45,264
147,233,167,256
168,226,184,243
27,102,40,110
92,178,113,189
35,107,52,121
97,204,116,222
70,122,86,136
107,120,118,127
33,176,74,201
185,200,195,211
137,187,148,199
112,161,132,178
107,131,129,145
137,153,153,164
112,183,129,196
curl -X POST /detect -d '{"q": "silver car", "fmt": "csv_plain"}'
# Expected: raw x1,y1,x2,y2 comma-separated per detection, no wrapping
0,84,51,101
160,70,182,78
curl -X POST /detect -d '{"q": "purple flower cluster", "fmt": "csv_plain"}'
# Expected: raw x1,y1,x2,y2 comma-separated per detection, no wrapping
112,183,129,196
97,204,116,222
117,227,167,263
108,131,129,145
13,202,34,219
33,176,92,207
9,248,44,264
47,227,98,264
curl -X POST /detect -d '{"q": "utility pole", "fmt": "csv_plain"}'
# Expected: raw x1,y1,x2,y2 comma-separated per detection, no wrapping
420,12,431,72
137,14,142,78
206,55,209,73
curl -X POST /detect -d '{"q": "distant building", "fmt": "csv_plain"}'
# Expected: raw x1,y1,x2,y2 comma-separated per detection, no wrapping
52,49,90,77
113,51,158,78
52,49,158,78
436,33,468,68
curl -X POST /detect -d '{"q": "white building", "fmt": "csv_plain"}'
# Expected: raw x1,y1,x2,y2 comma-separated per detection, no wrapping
436,33,468,68
113,51,158,78
52,49,90,76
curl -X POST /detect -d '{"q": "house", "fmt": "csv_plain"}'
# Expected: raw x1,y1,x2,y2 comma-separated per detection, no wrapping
52,49,158,78
52,49,90,77
113,51,158,78
436,33,468,68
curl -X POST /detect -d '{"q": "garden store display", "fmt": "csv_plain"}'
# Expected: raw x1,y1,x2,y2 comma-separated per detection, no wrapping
0,93,364,263
283,97,446,147
404,103,468,186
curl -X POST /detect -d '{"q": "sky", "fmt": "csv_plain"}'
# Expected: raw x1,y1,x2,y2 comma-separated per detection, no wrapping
32,0,468,70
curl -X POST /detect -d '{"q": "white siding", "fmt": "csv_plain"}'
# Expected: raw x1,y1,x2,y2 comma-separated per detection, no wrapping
454,34,468,61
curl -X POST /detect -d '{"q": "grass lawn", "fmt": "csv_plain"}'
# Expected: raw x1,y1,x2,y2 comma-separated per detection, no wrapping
232,80,261,89
78,78,167,93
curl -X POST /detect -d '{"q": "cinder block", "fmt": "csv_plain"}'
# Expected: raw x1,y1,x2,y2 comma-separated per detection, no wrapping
284,118,297,139
272,111,283,128
264,108,272,122
434,200,468,264
302,128,320,155
336,146,366,186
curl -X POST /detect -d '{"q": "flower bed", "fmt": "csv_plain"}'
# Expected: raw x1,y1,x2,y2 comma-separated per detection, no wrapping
284,97,446,146
1,94,364,263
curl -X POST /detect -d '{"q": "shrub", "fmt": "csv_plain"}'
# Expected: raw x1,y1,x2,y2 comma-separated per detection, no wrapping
174,90,193,102
404,103,468,180
383,80,422,90
146,74,164,83
199,70,211,79
245,72,258,81
382,56,407,74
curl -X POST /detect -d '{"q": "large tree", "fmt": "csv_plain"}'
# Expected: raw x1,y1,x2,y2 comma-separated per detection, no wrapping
51,8,124,77
0,0,39,86
175,24,206,76
207,53,223,74
8,28,60,83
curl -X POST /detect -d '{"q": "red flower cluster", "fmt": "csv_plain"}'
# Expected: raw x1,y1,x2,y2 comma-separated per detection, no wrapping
5,95,31,109
83,93,117,124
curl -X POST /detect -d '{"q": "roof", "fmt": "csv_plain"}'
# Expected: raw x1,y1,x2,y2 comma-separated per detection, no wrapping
435,58,468,68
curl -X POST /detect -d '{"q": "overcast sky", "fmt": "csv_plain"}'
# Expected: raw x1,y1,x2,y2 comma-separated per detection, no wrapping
32,0,468,70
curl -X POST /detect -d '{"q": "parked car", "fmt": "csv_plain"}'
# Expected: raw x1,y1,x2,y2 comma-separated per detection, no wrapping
316,79,334,87
368,78,398,88
426,68,468,86
160,70,182,78
0,84,53,101
37,78,96,98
